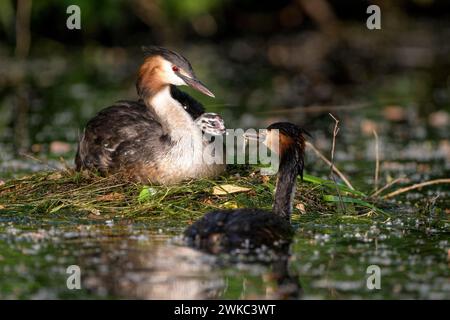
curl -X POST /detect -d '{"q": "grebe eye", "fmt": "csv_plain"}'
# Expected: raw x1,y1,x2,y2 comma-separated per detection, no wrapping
172,65,179,72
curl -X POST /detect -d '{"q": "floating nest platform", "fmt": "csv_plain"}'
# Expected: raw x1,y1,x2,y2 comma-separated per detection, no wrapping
0,166,388,226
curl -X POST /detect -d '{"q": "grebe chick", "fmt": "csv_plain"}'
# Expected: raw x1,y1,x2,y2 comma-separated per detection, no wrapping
184,122,307,255
75,46,225,184
195,113,226,136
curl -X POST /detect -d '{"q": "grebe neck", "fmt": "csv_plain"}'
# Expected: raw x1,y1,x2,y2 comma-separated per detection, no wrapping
272,149,301,222
146,86,201,141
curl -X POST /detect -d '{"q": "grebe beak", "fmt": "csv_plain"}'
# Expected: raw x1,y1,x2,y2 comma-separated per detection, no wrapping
179,74,215,98
243,130,267,142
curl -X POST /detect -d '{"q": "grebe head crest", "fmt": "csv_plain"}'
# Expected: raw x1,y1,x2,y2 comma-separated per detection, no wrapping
140,46,215,98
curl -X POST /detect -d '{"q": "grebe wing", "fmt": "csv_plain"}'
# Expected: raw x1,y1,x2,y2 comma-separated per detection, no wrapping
75,100,164,173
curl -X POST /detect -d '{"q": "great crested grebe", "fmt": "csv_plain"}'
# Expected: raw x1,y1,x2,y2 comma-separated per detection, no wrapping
184,122,307,255
75,46,225,184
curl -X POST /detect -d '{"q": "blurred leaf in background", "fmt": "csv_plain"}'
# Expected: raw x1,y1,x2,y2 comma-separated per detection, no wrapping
0,0,14,35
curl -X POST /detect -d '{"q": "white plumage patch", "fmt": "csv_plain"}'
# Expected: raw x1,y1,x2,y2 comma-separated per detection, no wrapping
160,59,186,86
148,86,224,183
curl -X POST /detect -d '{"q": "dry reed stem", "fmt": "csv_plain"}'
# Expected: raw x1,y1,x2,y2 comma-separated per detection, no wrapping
371,177,409,198
328,113,345,213
383,179,450,199
373,130,380,192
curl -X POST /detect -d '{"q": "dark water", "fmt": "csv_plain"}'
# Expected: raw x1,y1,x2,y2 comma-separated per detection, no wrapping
0,197,448,299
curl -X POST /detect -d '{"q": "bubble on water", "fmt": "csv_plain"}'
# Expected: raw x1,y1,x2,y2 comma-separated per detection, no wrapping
343,233,352,238
368,256,392,265
344,265,354,276
312,279,363,291
313,233,331,244
130,234,149,242
369,225,380,235
44,254,55,262
21,244,42,255
437,240,448,248
428,292,447,299
6,227,19,236
105,220,114,227
63,232,80,239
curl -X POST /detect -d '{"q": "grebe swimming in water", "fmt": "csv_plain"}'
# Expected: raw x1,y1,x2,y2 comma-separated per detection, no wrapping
75,47,225,184
184,122,307,255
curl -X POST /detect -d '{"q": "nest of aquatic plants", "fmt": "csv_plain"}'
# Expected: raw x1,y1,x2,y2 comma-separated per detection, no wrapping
0,165,386,224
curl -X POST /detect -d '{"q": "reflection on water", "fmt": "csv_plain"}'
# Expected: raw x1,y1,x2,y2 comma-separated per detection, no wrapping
82,241,225,299
81,239,300,299
80,236,302,299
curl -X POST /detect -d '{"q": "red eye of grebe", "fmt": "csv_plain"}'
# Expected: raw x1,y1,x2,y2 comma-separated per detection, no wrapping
172,65,179,72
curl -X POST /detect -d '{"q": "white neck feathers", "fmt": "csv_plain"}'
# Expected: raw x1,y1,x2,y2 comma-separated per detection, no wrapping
147,86,200,141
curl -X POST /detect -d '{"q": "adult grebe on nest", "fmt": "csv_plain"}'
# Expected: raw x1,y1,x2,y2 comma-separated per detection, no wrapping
184,122,307,255
75,46,225,184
